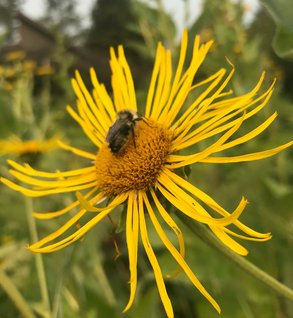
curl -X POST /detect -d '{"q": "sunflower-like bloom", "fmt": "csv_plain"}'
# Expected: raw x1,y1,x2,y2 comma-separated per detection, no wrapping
1,30,292,317
0,135,59,156
5,50,26,61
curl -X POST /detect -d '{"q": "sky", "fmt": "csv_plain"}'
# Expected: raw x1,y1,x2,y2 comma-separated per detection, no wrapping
20,0,260,35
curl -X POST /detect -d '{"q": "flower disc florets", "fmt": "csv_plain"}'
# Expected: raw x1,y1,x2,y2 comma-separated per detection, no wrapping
95,119,173,196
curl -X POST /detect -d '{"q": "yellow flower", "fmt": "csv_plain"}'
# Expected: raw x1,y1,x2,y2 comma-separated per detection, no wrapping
1,30,292,317
35,65,55,75
5,50,26,61
0,135,59,156
22,60,37,71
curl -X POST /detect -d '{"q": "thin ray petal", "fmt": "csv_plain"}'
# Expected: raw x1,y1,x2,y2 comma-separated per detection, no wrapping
223,228,272,242
76,190,128,212
200,140,293,163
9,170,96,188
157,183,247,227
66,106,103,148
90,67,116,121
143,192,221,313
29,193,128,251
209,225,248,255
7,160,96,178
169,112,246,169
33,186,100,219
145,42,163,117
1,178,98,197
163,169,270,238
74,72,107,136
118,46,137,111
150,187,185,278
123,193,139,312
138,191,174,318
28,204,117,253
57,140,96,160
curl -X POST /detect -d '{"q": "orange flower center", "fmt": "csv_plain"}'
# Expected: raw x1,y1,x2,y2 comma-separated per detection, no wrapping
95,119,173,197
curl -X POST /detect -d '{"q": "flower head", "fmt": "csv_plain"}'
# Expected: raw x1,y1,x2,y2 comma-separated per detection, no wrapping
5,50,26,61
1,30,292,317
0,135,60,157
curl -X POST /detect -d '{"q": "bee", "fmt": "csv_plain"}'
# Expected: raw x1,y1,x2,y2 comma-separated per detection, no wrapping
106,109,147,153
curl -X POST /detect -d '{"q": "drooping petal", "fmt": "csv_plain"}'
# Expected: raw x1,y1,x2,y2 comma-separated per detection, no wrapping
33,186,100,219
150,187,185,278
123,192,139,312
163,169,271,239
28,192,129,252
138,191,174,318
209,225,248,255
223,228,271,242
143,192,221,313
158,173,249,255
157,182,247,227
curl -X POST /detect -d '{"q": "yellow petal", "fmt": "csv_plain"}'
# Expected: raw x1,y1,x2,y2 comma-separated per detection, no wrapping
1,177,98,197
74,72,107,135
118,46,137,111
145,42,163,118
57,140,96,160
7,160,95,178
209,226,248,255
76,190,128,212
29,193,128,252
123,192,139,312
33,186,100,219
223,228,272,242
143,192,221,313
150,187,185,278
169,112,246,169
138,191,174,318
200,140,293,163
90,67,116,121
66,105,103,148
157,182,247,227
28,204,117,253
164,169,270,238
9,170,96,188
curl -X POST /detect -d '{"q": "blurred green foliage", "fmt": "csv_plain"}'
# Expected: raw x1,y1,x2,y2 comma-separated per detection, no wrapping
1,0,293,318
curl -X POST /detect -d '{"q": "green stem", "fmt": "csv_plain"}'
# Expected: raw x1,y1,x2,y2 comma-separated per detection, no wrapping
0,266,36,318
176,212,293,301
25,196,51,317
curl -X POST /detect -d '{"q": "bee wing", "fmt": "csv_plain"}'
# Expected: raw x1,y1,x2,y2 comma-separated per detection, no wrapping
105,119,129,143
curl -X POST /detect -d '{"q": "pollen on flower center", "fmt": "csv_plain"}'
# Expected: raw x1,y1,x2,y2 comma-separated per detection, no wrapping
95,119,173,197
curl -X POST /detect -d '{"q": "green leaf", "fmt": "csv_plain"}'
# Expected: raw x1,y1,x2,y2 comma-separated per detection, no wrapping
260,0,293,59
115,203,127,233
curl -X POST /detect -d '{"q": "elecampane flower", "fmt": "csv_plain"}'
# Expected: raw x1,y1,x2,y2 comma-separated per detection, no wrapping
2,30,292,317
0,135,59,156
